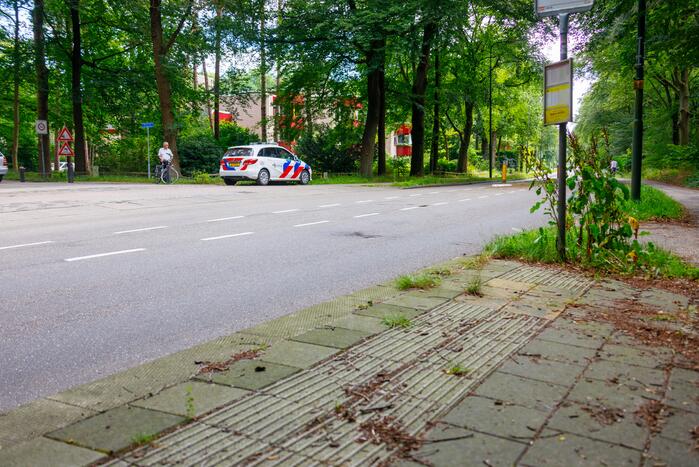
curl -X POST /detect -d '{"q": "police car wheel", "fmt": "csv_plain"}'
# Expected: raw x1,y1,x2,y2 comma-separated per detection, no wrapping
257,169,270,186
299,170,310,185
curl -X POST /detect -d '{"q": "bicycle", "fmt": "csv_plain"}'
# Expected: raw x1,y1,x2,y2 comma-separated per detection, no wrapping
154,162,180,184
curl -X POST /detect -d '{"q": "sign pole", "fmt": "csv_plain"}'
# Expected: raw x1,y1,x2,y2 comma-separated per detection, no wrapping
147,127,151,179
556,13,569,261
630,0,645,201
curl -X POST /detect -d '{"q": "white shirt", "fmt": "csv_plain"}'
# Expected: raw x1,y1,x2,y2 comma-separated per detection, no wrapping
158,147,173,162
611,160,618,169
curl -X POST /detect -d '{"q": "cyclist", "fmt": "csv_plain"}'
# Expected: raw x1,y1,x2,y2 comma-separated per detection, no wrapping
610,159,618,175
158,142,173,183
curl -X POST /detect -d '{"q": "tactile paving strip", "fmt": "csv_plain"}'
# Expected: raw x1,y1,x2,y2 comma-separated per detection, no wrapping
498,265,593,293
117,303,547,466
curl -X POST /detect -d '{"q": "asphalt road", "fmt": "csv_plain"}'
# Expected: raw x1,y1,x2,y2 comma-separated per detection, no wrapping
0,179,544,411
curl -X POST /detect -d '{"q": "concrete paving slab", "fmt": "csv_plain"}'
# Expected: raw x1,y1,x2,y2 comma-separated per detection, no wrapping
643,436,699,467
290,327,371,349
502,301,555,319
598,344,671,369
130,381,250,418
520,432,641,466
398,423,526,467
47,406,184,454
665,379,699,413
474,372,569,412
0,436,104,467
669,367,699,386
497,354,583,386
0,398,97,447
547,400,646,449
537,326,605,350
485,277,535,292
551,318,615,339
354,303,421,320
568,378,659,411
259,340,339,369
658,408,699,445
384,294,448,311
196,360,299,391
583,359,666,393
481,284,528,300
637,288,690,313
328,314,387,334
442,395,548,441
406,286,463,300
517,338,596,366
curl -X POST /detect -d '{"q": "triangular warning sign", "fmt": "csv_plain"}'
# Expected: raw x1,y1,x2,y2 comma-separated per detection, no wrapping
57,126,73,142
58,142,74,157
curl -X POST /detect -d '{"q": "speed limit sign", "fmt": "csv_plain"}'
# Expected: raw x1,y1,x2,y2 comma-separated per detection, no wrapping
35,120,48,135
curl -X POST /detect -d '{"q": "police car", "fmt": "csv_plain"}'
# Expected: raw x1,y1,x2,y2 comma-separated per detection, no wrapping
219,144,312,186
0,151,8,182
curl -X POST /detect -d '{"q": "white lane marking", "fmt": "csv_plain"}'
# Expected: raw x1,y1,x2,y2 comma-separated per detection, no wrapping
458,198,472,202
273,209,300,214
495,193,504,196
319,203,340,208
206,216,244,222
114,226,167,235
384,196,399,200
65,248,146,262
429,191,440,194
512,227,523,232
409,193,422,197
294,220,330,228
0,241,54,251
478,195,489,199
201,232,254,242
400,206,420,211
432,202,448,206
354,212,380,218
356,200,373,204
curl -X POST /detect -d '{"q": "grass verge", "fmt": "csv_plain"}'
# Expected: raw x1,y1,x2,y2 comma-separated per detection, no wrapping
623,185,686,222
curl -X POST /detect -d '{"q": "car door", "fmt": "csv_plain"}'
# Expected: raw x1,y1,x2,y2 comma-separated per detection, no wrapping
277,147,301,180
260,147,283,180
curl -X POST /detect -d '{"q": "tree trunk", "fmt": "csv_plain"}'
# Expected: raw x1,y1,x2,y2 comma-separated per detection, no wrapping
410,21,436,177
274,0,282,141
674,67,690,145
11,0,20,171
203,60,213,130
214,4,222,140
150,0,184,169
430,48,440,174
358,40,384,177
377,50,386,176
70,0,87,174
481,132,488,161
34,0,51,177
259,2,267,141
456,101,473,173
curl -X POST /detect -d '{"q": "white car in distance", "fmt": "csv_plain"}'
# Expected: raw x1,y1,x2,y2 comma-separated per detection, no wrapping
219,144,312,186
0,151,8,182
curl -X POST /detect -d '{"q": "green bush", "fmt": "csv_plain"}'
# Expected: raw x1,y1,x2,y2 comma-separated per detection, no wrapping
295,125,360,173
178,123,256,176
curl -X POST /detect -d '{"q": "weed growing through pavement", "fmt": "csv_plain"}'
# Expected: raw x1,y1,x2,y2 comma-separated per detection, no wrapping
465,274,483,296
428,267,453,277
185,386,195,419
131,432,157,446
444,364,470,376
460,253,490,270
396,273,441,290
381,314,412,329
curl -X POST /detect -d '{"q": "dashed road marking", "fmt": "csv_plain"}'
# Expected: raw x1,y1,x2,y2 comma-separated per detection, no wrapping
0,241,54,251
114,226,167,235
400,206,420,211
458,198,472,202
432,202,448,206
409,193,422,197
294,220,330,228
478,195,488,199
201,232,254,242
495,193,504,196
319,203,340,208
356,200,373,204
206,216,245,222
273,209,300,214
354,213,380,218
65,248,146,262
384,196,399,200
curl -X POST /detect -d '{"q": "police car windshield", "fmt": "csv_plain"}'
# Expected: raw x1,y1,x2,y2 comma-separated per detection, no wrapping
225,148,253,158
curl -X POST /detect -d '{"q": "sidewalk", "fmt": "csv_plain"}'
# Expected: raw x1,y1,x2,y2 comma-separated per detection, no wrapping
1,258,697,466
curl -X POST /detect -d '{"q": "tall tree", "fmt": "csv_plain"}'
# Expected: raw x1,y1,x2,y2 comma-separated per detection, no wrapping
70,0,87,173
213,1,222,139
11,0,21,171
409,19,436,176
149,0,193,169
33,0,51,176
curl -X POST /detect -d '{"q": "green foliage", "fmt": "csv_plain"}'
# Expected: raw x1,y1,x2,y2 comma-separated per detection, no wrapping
395,273,441,290
623,185,685,222
381,314,412,329
178,123,256,176
131,432,157,446
444,364,470,376
295,125,361,174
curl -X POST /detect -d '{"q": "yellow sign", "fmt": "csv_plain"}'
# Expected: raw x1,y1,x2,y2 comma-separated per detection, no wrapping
544,59,573,125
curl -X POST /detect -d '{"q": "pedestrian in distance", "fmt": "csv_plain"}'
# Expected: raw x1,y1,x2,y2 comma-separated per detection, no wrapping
610,159,618,175
158,142,173,183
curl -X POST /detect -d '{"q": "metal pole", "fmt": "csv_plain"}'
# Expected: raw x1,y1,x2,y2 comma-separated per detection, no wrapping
556,13,569,261
40,137,46,178
488,43,493,179
147,127,151,179
631,0,645,201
